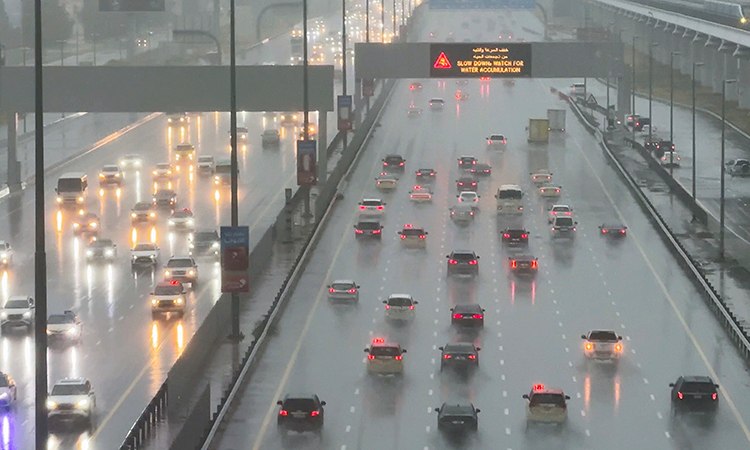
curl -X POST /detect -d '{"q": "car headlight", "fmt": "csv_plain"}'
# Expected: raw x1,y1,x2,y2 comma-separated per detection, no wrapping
212,242,219,248
131,212,137,218
86,250,94,257
76,399,89,408
115,173,121,177
151,298,158,305
46,329,52,335
77,197,84,203
0,392,8,400
1,253,8,259
0,312,6,319
175,297,184,305
22,312,31,318
164,270,171,277
150,254,156,259
188,269,196,276
56,197,62,203
66,327,79,336
187,219,194,225
152,170,157,175
188,243,194,249
175,154,180,160
150,212,156,217
47,400,57,409
152,198,157,203
89,222,97,228
168,220,175,225
99,173,105,179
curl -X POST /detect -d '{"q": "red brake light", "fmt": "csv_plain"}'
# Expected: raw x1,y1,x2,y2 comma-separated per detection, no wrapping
419,235,426,239
468,260,478,265
521,234,528,238
355,229,364,234
452,314,462,319
409,305,414,309
556,189,560,193
395,355,403,360
602,229,608,233
383,162,388,166
449,259,457,264
360,205,366,209
373,338,384,343
399,162,404,166
310,411,319,416
488,140,493,144
372,229,381,234
384,305,390,309
531,260,537,269
712,393,718,400
620,229,626,234
430,172,435,176
367,354,375,360
533,384,545,391
511,260,517,268
416,172,422,176
468,355,476,359
400,235,406,239
472,182,476,186
502,140,506,143
503,233,510,238
348,289,356,293
377,206,384,210
472,314,483,319
329,288,335,293
279,410,288,416
443,354,452,359
677,392,683,400
170,280,179,285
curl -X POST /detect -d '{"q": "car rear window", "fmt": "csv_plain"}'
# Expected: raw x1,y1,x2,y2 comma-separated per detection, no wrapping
402,229,424,236
167,259,193,268
552,206,569,212
385,156,402,163
283,398,316,411
331,283,353,290
555,218,574,227
490,135,505,140
452,253,475,261
357,222,380,230
370,346,402,357
362,200,382,206
154,284,182,295
681,382,716,393
589,331,617,341
530,393,566,407
387,297,412,306
497,189,522,200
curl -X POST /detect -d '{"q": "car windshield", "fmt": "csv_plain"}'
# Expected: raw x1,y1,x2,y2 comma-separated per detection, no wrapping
102,165,119,172
331,282,354,290
156,191,175,198
588,331,617,341
555,218,574,227
134,244,156,251
176,145,193,151
156,164,171,170
682,382,716,393
362,200,382,206
0,243,9,250
357,222,380,230
172,211,192,218
195,232,218,241
48,314,74,324
4,300,28,309
497,189,522,199
167,259,193,268
370,346,402,357
282,398,316,411
387,297,412,306
451,253,475,261
90,240,113,248
198,156,213,163
51,384,87,396
402,229,424,236
0,377,8,387
134,203,152,211
530,393,565,407
154,284,182,295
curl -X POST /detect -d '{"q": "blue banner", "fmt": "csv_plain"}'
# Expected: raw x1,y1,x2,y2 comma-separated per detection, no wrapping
429,0,536,10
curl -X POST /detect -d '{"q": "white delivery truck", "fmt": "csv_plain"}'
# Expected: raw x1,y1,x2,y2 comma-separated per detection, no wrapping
547,109,566,131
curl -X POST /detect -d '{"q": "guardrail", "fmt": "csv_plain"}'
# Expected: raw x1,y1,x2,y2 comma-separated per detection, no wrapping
565,93,750,361
119,381,168,450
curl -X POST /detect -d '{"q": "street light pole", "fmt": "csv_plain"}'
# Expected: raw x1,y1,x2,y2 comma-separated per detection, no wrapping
631,35,639,144
648,42,657,146
366,0,370,42
669,51,680,173
342,0,348,154
228,0,243,340
691,62,704,221
381,0,385,43
393,0,396,38
720,79,737,261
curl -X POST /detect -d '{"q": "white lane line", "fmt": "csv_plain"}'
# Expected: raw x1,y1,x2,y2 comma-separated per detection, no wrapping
506,428,511,435
431,358,435,365
345,425,351,432
657,412,663,419
665,431,671,439
581,410,586,417
499,345,504,351
504,408,509,415
428,389,433,396
565,347,569,352
586,429,591,437
644,378,649,384
572,376,577,382
501,375,506,381
350,406,355,413
503,390,507,397
650,394,656,401
341,445,346,450
426,426,431,433
354,389,359,395
562,334,566,339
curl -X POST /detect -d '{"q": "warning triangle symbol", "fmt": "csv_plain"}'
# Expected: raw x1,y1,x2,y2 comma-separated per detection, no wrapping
433,52,452,69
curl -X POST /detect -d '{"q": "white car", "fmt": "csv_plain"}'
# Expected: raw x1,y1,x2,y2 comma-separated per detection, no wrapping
551,216,577,239
99,165,123,185
131,242,160,268
163,256,198,284
46,311,82,343
486,134,507,150
118,154,143,169
582,330,623,362
151,281,187,317
168,208,196,231
375,173,398,191
539,185,562,198
0,241,13,267
548,205,573,224
1,295,34,332
358,198,386,215
327,280,360,302
397,224,428,248
197,155,216,175
725,158,750,177
429,98,444,110
409,186,433,202
152,163,174,179
660,151,681,167
383,294,417,321
457,191,480,209
530,170,552,184
262,129,281,147
450,204,475,222
47,378,96,428
0,373,17,409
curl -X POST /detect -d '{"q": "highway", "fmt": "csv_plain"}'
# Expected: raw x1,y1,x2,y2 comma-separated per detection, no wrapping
0,10,363,450
207,8,750,450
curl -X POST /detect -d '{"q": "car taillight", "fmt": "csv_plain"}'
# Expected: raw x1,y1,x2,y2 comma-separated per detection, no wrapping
399,162,404,166
502,140,507,143
503,233,510,238
472,182,476,186
310,411,319,416
452,314,462,319
677,392,683,400
329,288,335,293
409,305,414,309
348,289,357,293
468,260,478,265
279,410,288,416
602,229,608,233
355,229,364,234
573,227,577,231
430,172,435,176
712,393,718,400
585,343,593,350
377,206,384,210
368,354,375,360
400,235,406,239
458,182,464,186
449,260,457,264
620,229,626,234
468,355,476,359
615,344,623,352
511,260,517,268
416,172,422,175
531,260,537,269
488,140,493,144
383,162,388,166
556,189,560,193
373,229,381,234
420,235,426,239
443,354,452,359
384,305,390,309
472,161,476,164
472,314,483,319
360,205,366,209
521,234,528,238
395,355,403,360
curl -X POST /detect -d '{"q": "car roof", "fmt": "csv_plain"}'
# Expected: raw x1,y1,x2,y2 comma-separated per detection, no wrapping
388,293,413,299
156,189,176,195
331,279,356,285
451,249,475,254
510,254,536,261
459,155,476,159
453,303,483,312
601,223,624,228
91,239,114,245
282,393,319,401
532,388,565,396
551,204,571,209
55,377,88,385
504,228,527,232
7,295,30,301
443,342,477,352
370,341,401,349
682,375,714,384
474,163,490,167
430,98,444,101
439,403,475,415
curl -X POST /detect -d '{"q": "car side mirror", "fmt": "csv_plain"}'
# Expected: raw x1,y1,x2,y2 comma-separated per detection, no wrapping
382,300,387,304
438,346,444,351
476,256,480,259
277,400,283,405
445,255,449,258
320,401,326,406
413,301,419,304
475,408,481,413
434,407,441,413
363,348,369,353
450,308,454,311
356,285,361,289
715,384,720,388
565,395,570,400
402,349,407,353
669,383,675,387
89,390,95,396
475,347,481,351
29,299,34,307
575,221,578,225
618,336,623,340
522,394,529,399
380,226,384,229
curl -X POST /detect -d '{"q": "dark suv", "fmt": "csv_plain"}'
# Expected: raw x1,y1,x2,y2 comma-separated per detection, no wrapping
382,154,405,170
436,402,480,433
277,394,326,434
502,228,529,245
446,250,479,276
670,376,719,415
354,218,383,239
440,342,480,371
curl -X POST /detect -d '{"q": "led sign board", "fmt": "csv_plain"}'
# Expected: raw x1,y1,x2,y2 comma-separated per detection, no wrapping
429,43,532,78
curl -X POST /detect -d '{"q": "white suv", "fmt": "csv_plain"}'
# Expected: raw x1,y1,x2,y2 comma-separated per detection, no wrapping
47,378,96,429
1,295,34,333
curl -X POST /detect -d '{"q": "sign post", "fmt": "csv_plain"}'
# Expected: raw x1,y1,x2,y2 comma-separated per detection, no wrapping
297,140,318,186
337,95,353,131
362,79,375,97
221,226,250,293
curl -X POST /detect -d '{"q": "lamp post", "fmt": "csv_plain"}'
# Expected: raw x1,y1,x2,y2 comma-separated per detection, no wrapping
691,62,704,221
342,0,348,154
366,0,370,42
631,35,640,143
720,79,737,261
648,42,657,146
56,40,65,65
228,0,243,340
393,0,396,38
381,0,385,43
669,51,680,173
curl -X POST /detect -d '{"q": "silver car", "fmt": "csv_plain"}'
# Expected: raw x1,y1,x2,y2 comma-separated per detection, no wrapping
327,280,359,302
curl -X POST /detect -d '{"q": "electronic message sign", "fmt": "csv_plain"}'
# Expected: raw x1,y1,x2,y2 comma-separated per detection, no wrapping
429,43,532,78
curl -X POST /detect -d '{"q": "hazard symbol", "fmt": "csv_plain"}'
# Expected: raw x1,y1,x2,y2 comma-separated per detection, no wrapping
433,52,452,69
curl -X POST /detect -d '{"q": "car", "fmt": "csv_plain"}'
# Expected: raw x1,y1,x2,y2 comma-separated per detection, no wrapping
455,89,469,100
71,212,100,236
153,189,178,208
297,123,316,140
327,280,360,302
548,205,573,223
501,228,529,245
398,224,428,248
276,394,326,435
0,241,12,267
655,140,675,154
509,254,538,276
375,172,398,191
407,106,422,116
382,154,405,170
150,280,187,317
1,295,34,332
669,376,719,416
131,202,157,224
364,338,406,375
503,79,516,86
446,250,480,276
439,342,480,372
118,154,143,169
197,155,216,175
626,114,641,127
354,217,383,239
47,378,96,429
530,170,552,184
131,242,160,268
435,403,480,433
660,151,681,167
152,163,174,180
383,294,417,321
633,117,652,132
450,204,474,222
99,165,123,185
582,330,623,361
539,184,562,198
570,82,586,96
189,230,220,257
47,311,82,343
409,82,422,90
456,79,469,86
409,185,433,202
86,239,117,261
486,134,507,150
0,373,17,409
174,143,195,163
237,126,249,142
136,38,148,48
643,137,661,152
458,156,477,168
470,163,491,175
599,223,627,237
168,208,196,231
523,384,570,426
358,198,386,215
279,112,300,125
167,112,189,126
415,168,436,180
429,98,444,110
457,191,480,208
551,216,577,239
725,158,750,177
262,129,281,147
450,304,485,327
163,256,198,284
456,175,478,192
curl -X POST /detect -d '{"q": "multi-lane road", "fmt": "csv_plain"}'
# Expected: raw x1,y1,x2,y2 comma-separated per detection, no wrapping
207,8,750,450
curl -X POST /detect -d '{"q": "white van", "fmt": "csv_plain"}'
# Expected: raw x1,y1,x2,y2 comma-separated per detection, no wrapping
56,173,88,206
495,185,523,214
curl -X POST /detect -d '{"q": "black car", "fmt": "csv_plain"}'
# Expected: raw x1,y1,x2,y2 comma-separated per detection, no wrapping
508,254,538,276
599,223,627,237
277,394,326,434
458,156,477,168
670,376,719,415
470,163,491,175
655,140,675,153
416,168,436,180
446,250,479,276
440,343,480,371
355,218,383,239
633,117,651,131
436,402,480,433
456,175,478,192
189,230,220,256
502,228,529,245
450,304,485,327
382,154,405,170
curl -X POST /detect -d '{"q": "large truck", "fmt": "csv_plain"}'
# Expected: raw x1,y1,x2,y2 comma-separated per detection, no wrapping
528,119,550,143
290,29,303,64
547,109,566,131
